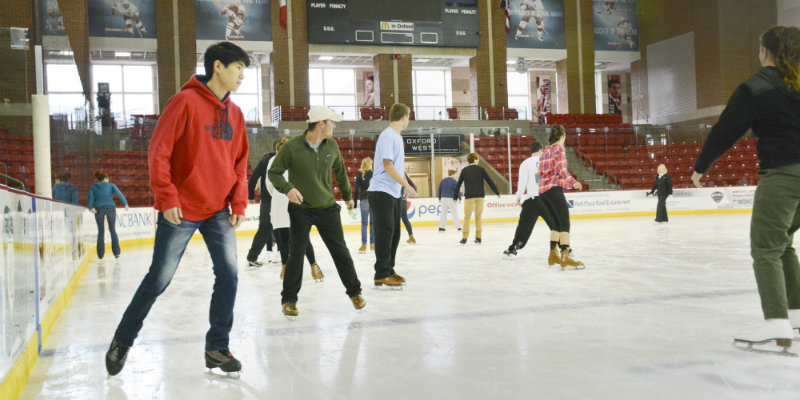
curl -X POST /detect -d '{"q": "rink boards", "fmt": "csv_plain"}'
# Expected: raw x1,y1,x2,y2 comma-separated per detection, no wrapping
95,186,757,244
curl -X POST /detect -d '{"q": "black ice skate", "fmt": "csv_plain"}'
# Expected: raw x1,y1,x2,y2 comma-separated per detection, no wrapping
459,238,467,245
205,350,242,377
503,245,518,259
105,339,129,376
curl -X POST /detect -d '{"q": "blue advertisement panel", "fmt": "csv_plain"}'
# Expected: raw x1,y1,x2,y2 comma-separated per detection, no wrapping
40,0,67,36
505,0,566,50
195,0,272,41
88,0,156,38
593,0,638,51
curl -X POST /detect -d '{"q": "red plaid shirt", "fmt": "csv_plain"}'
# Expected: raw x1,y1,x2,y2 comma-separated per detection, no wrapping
538,142,577,194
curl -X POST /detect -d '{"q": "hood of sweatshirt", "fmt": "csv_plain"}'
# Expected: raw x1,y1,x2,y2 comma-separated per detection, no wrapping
757,66,800,102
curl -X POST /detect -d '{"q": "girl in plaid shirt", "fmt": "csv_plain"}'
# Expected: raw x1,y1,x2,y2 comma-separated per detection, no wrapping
538,125,584,269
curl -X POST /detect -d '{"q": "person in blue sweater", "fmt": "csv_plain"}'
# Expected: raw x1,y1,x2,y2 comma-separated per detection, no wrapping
52,173,78,204
88,171,129,259
437,169,461,232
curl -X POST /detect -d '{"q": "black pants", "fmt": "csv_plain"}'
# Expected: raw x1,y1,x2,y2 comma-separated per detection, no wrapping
369,191,402,280
655,195,669,222
281,204,361,304
246,199,273,262
274,228,317,265
512,197,556,249
539,186,571,232
400,199,413,235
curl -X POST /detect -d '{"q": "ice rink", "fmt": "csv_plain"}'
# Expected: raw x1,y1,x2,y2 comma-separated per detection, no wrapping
18,213,800,400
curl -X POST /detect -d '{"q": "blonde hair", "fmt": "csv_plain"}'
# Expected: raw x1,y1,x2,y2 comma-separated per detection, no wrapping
360,157,373,178
389,103,410,122
276,136,291,152
466,153,479,164
762,26,800,92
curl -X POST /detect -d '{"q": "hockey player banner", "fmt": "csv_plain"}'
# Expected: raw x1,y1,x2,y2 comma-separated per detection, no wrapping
505,0,566,50
88,0,156,38
195,0,272,42
607,74,622,115
535,75,552,116
40,0,67,36
592,0,638,51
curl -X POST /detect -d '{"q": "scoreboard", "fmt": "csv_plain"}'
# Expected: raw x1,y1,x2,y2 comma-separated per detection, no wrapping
308,0,479,48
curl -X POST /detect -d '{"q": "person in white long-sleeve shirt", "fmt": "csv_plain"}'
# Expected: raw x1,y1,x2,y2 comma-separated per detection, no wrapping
503,142,559,258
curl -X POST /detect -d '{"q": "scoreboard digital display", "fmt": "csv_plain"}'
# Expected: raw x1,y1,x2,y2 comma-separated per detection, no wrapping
308,0,479,48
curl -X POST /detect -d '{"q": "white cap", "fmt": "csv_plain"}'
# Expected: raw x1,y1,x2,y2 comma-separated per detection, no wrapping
306,106,343,123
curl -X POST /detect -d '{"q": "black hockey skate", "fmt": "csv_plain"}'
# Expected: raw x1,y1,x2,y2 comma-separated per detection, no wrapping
205,350,242,378
105,339,130,376
503,245,518,259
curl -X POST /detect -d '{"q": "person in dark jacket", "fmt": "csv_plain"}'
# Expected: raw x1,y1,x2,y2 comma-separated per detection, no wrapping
692,26,800,347
454,153,500,244
245,142,277,266
52,173,78,204
437,169,461,232
354,157,375,253
647,164,673,223
400,172,417,244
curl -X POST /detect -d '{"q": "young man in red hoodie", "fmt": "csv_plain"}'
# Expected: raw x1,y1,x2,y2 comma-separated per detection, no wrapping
105,42,250,376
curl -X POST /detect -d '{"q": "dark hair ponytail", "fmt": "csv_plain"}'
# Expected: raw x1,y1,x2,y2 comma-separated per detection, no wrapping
762,26,800,92
548,125,566,145
94,171,107,181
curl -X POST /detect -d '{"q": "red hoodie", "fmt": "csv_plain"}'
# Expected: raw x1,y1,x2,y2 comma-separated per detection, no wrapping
148,75,249,221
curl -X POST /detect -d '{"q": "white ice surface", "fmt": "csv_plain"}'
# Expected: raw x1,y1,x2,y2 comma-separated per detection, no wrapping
18,214,800,400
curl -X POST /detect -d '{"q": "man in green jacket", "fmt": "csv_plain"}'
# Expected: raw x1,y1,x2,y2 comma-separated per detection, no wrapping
268,106,365,317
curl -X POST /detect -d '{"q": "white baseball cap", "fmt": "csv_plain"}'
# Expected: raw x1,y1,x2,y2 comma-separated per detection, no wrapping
306,106,343,123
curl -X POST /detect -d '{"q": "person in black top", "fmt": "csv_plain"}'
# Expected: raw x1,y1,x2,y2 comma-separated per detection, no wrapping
245,141,277,266
353,157,374,253
400,171,417,244
647,164,673,223
692,26,800,347
454,153,500,244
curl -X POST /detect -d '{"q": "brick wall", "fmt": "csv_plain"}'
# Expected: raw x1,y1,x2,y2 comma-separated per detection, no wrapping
563,0,595,114
271,0,309,107
0,0,38,136
636,0,776,124
155,0,196,112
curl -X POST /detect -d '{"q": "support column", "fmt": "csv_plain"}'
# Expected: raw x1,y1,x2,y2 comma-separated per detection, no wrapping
372,54,412,108
563,0,595,113
271,0,309,108
469,0,508,112
155,0,196,112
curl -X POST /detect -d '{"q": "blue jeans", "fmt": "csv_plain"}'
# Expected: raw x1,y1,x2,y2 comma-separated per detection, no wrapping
360,199,375,245
114,209,238,351
95,206,119,258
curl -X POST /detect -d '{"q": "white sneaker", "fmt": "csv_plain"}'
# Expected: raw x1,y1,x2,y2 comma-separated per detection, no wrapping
269,251,280,263
789,309,800,329
734,319,793,343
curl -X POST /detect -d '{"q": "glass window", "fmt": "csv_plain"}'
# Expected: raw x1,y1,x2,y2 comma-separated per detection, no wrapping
46,64,83,92
507,71,529,96
308,68,357,118
47,94,86,114
123,65,153,93
414,70,446,95
93,65,123,93
309,69,324,94
124,94,155,115
323,69,355,94
412,69,452,119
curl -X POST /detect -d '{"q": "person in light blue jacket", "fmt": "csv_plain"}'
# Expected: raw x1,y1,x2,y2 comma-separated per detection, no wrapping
88,171,129,259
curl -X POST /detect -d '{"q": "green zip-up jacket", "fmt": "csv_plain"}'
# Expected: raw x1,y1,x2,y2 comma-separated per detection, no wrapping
267,133,352,209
